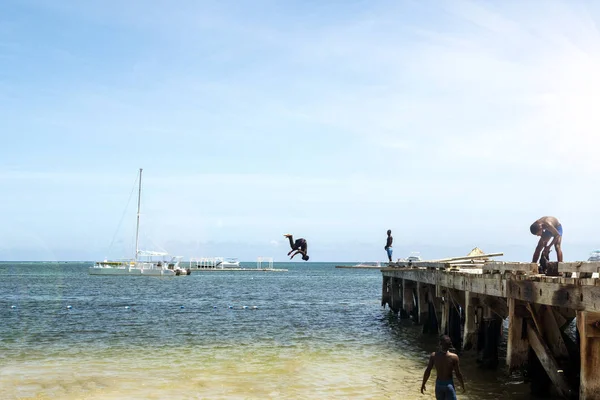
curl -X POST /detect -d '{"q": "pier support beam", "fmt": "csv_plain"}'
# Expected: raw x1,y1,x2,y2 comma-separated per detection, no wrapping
527,324,572,398
402,279,415,319
577,311,600,400
398,279,409,319
423,285,439,334
390,278,401,313
538,305,568,360
507,298,528,371
448,296,462,350
416,283,429,325
463,292,479,351
381,276,391,308
526,303,573,398
437,286,450,335
478,305,501,369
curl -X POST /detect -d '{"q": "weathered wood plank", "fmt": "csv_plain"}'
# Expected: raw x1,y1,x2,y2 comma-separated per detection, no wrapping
416,283,428,324
440,297,449,335
384,268,600,312
390,278,400,313
384,269,505,297
558,262,600,274
381,276,390,308
527,324,573,398
482,262,538,274
533,304,569,359
389,261,448,269
431,252,504,262
507,298,528,370
482,296,509,319
577,311,600,400
507,279,600,312
463,292,478,351
447,289,466,310
402,279,415,315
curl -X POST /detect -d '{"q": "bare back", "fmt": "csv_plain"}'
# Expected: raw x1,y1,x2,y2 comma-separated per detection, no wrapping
536,216,560,230
433,351,458,381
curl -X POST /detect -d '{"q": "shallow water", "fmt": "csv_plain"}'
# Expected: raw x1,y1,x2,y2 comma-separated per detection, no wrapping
0,262,534,399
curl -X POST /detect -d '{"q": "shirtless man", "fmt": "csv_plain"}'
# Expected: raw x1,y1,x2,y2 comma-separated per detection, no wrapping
421,335,465,399
284,234,309,261
385,230,393,262
530,216,563,263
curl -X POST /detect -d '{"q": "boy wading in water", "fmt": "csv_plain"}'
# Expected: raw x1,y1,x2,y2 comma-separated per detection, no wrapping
421,335,465,399
284,234,309,261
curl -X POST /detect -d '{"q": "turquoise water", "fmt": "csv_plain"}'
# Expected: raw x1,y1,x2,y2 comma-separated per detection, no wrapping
0,262,533,399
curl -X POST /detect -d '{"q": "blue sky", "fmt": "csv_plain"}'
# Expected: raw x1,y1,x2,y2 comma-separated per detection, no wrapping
2,0,600,262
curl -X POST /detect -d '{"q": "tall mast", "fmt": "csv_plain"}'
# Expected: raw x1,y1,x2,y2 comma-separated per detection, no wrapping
135,168,143,261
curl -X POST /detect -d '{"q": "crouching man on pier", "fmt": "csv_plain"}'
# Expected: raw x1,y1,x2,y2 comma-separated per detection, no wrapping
530,216,563,263
421,335,465,399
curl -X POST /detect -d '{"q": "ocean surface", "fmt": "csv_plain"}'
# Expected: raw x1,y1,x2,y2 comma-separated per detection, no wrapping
0,262,536,399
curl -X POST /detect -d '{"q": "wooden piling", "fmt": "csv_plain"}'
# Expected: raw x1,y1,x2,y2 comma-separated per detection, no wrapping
479,306,501,369
463,292,478,351
390,278,400,313
398,279,410,319
381,275,390,308
577,311,600,400
402,279,415,318
448,297,462,350
416,283,429,325
507,298,529,371
381,260,600,398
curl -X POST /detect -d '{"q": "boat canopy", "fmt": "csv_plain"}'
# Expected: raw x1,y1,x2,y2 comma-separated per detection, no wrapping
137,250,169,257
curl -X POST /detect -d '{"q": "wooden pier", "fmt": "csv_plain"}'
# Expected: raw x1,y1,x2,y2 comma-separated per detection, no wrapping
381,260,600,399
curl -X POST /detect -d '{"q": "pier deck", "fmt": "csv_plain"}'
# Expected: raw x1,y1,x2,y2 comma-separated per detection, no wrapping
381,260,600,399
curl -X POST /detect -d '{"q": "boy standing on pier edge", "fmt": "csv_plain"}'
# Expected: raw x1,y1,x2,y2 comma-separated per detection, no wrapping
385,230,393,263
530,216,563,263
421,335,465,399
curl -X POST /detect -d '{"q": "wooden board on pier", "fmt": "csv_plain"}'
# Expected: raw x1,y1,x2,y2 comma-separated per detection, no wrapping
382,267,600,312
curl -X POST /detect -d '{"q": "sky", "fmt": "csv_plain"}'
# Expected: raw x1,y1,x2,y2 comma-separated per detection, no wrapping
2,0,600,262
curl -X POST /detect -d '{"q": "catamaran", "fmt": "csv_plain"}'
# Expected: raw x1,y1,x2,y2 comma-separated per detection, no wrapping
89,168,189,276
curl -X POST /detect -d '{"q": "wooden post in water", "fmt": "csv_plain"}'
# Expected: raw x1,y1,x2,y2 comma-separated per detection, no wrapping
398,279,409,319
577,311,600,400
402,279,415,318
390,278,400,313
463,292,479,351
416,283,429,325
478,303,501,369
507,298,529,371
423,285,439,334
440,292,449,335
381,259,600,398
381,276,391,308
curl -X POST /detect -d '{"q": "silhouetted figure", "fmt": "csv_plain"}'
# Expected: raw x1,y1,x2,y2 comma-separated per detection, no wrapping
385,229,393,262
284,234,309,261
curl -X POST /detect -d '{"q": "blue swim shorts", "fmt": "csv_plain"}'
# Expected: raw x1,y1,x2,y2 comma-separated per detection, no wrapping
435,380,457,400
386,247,393,258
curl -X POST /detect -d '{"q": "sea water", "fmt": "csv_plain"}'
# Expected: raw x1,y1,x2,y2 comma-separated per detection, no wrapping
0,262,536,399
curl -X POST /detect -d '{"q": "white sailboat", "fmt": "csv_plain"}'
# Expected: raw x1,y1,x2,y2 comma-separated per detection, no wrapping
89,168,189,276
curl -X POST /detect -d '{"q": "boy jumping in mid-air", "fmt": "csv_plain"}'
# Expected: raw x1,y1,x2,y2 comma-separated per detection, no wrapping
284,234,309,261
